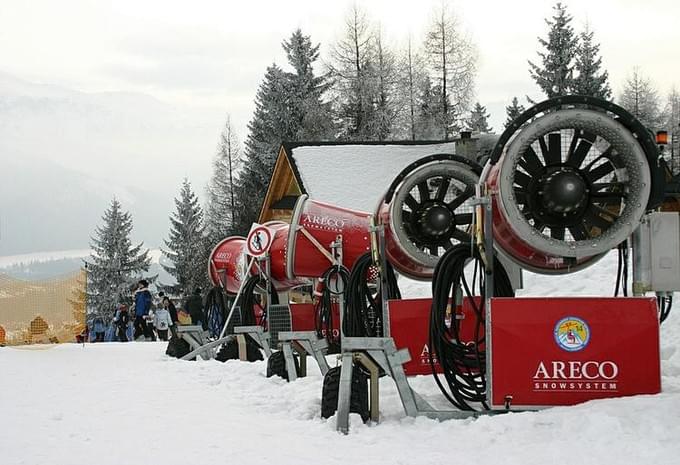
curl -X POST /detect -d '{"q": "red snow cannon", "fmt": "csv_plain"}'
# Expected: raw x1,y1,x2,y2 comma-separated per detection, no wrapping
208,221,307,294
481,97,662,274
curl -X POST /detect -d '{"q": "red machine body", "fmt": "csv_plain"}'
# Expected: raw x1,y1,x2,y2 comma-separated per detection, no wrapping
287,195,371,280
287,302,342,339
265,221,308,291
389,297,482,376
208,236,246,294
489,297,661,408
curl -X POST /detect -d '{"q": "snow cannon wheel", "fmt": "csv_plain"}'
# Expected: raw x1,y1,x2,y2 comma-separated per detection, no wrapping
165,336,193,360
215,337,264,362
266,350,300,381
320,366,369,423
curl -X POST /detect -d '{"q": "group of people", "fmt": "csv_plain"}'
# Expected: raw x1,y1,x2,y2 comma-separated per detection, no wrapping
106,280,207,342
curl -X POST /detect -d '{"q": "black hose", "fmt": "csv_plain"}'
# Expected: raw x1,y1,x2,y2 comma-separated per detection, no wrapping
315,265,350,347
614,242,630,297
343,253,401,338
659,295,673,324
238,275,279,328
429,243,514,411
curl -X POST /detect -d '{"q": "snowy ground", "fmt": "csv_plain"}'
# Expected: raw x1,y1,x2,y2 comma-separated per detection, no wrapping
1,252,679,465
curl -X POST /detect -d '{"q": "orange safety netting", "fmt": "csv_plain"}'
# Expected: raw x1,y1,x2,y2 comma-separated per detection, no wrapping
0,269,86,346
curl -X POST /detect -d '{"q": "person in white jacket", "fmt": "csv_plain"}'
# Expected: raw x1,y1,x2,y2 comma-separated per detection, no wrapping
154,306,173,341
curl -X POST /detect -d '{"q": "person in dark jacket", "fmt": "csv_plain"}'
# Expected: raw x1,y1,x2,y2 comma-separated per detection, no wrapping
133,279,152,340
184,287,206,330
163,296,179,338
113,304,130,342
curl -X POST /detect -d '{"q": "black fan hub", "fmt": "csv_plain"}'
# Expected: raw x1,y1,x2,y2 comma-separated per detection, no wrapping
539,168,588,215
418,204,453,237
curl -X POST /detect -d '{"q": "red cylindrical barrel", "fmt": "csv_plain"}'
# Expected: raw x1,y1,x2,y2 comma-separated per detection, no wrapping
265,221,308,291
376,201,434,279
207,236,247,294
287,195,371,279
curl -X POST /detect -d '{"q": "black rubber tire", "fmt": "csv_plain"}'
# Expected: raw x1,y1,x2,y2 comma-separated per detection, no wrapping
215,337,264,362
165,336,193,360
266,350,300,381
321,365,369,422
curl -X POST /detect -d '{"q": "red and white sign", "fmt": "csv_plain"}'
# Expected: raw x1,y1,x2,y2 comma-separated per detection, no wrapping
489,297,661,408
246,223,275,257
388,297,482,376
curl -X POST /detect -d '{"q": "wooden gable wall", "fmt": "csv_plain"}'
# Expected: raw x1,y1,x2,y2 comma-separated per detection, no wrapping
258,145,303,223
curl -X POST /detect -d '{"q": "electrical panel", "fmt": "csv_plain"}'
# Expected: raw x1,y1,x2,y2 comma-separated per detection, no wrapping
634,212,680,292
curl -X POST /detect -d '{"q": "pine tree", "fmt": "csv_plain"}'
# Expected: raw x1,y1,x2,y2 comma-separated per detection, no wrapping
328,5,378,140
205,116,241,245
467,102,492,133
528,3,578,98
505,97,526,128
282,29,335,140
618,68,661,130
572,24,612,99
233,64,290,234
415,76,447,139
234,29,332,233
424,2,477,139
86,198,151,325
162,179,208,294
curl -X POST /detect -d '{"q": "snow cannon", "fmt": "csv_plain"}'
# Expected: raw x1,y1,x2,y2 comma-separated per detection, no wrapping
208,221,307,294
375,154,482,280
285,195,372,278
482,96,665,274
208,236,247,294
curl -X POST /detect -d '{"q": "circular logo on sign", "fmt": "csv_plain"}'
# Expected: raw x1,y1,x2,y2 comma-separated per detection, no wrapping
554,316,590,352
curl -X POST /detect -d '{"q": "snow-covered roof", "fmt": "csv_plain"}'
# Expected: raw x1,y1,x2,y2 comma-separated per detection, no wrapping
288,142,458,212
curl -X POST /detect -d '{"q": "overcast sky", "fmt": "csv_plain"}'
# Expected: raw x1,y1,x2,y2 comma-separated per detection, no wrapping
2,0,679,143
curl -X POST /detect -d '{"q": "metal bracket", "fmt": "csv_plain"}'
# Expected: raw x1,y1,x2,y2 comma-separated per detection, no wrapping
278,330,330,379
176,325,213,360
335,337,482,434
234,325,272,357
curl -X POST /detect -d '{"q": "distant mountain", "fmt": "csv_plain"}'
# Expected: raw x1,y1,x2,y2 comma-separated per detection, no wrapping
0,71,224,255
0,248,174,285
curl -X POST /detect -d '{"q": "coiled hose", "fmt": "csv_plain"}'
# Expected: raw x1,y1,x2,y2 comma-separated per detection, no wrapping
429,243,514,411
343,253,401,338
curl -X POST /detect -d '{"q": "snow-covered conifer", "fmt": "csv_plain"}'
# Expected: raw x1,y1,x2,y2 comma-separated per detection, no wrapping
205,116,241,245
504,97,526,129
467,102,492,133
528,3,578,98
572,25,612,100
162,179,208,294
86,198,151,325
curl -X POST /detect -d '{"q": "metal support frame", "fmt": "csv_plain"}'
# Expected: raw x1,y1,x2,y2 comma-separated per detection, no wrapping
234,325,272,358
334,191,498,434
278,330,330,381
185,251,276,363
176,325,213,360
